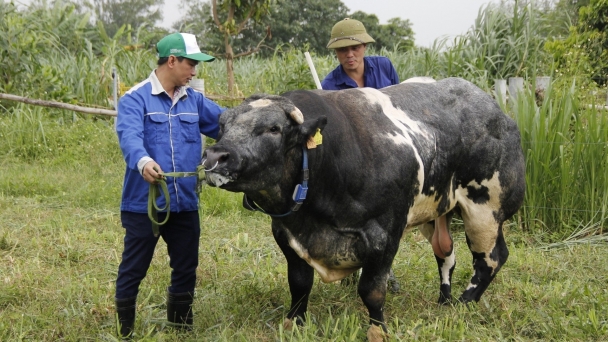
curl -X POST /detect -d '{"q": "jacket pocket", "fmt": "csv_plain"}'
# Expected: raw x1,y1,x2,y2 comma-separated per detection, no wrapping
179,114,200,143
144,114,169,144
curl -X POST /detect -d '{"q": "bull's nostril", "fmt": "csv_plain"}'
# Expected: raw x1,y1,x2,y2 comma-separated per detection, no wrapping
204,150,231,170
218,152,230,163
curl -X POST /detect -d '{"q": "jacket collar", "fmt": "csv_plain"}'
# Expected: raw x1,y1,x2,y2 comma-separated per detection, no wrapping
149,70,188,100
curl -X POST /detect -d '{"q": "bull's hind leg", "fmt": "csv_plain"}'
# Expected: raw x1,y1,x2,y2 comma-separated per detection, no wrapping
419,213,456,304
460,218,508,303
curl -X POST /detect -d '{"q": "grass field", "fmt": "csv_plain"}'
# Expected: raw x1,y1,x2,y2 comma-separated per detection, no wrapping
0,120,607,341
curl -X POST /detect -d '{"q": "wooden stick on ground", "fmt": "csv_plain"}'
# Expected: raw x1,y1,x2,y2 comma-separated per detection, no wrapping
0,93,118,116
0,92,246,116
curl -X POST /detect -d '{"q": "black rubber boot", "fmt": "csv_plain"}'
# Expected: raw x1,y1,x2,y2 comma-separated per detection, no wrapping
115,297,136,339
166,290,194,330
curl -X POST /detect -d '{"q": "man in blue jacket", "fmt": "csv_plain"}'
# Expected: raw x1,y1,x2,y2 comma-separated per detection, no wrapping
114,32,224,338
322,18,400,90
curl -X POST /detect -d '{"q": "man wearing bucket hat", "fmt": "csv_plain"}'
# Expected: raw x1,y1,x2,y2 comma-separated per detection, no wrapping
114,32,225,338
322,18,400,90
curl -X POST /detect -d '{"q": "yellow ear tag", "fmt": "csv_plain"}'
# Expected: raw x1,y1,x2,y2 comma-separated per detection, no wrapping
306,129,323,149
313,129,323,145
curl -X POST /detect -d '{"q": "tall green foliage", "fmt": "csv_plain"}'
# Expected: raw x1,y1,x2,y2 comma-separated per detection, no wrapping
0,0,99,102
513,82,608,234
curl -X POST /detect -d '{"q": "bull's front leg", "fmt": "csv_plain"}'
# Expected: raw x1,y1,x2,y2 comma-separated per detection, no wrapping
272,226,314,330
359,262,391,341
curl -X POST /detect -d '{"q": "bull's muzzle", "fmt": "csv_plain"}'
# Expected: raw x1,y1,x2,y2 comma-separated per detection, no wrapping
203,149,230,169
202,147,234,187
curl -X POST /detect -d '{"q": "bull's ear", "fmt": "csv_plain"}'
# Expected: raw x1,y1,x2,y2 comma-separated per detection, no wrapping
299,116,327,141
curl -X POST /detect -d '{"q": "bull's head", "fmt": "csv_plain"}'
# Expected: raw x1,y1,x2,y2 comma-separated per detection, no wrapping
203,94,326,195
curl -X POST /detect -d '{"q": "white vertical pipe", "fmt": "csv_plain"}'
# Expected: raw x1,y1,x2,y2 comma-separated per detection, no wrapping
304,52,322,90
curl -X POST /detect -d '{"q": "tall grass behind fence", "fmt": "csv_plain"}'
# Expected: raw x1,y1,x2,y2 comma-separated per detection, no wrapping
197,47,336,98
384,2,551,90
512,81,608,235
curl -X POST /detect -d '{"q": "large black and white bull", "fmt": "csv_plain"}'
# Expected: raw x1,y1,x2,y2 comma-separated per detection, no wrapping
202,77,525,341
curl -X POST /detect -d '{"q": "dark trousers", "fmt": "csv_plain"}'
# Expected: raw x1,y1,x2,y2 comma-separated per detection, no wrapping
115,211,200,299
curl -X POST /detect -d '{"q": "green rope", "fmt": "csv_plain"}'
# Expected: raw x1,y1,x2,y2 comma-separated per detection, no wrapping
148,166,206,237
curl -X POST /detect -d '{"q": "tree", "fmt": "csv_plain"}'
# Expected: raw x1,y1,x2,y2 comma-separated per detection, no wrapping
262,0,349,54
214,0,275,94
575,0,608,84
545,0,608,85
350,11,414,52
90,0,164,38
175,0,348,57
174,0,273,94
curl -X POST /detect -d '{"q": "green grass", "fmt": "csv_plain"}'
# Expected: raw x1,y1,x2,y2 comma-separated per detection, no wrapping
1,140,607,341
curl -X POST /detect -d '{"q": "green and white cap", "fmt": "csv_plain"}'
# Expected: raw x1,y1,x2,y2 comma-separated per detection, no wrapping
156,33,215,62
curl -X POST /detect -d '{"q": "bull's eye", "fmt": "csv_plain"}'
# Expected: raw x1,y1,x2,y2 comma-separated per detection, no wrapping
269,126,280,134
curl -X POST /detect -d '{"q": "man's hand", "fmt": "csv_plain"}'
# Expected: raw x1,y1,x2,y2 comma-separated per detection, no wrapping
142,161,164,184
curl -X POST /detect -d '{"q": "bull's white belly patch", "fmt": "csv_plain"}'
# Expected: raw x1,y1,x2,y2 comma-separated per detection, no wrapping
407,193,441,227
285,231,360,283
407,178,456,227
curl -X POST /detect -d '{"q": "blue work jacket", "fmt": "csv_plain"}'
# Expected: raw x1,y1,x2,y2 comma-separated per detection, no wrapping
116,70,224,213
321,56,400,90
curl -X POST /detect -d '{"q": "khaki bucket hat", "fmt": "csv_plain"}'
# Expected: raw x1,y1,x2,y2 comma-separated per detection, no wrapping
327,18,376,49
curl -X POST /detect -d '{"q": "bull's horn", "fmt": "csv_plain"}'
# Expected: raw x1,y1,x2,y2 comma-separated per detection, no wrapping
290,107,304,124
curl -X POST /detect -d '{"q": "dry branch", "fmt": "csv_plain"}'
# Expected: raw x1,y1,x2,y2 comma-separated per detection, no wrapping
0,93,117,116
0,93,245,116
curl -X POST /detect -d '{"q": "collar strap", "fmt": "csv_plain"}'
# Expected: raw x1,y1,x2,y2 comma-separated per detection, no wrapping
243,146,309,217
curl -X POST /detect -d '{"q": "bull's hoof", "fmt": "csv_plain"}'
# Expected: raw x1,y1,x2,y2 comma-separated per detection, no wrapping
438,291,452,305
388,280,400,293
457,293,477,305
387,270,400,293
367,324,388,342
283,316,305,331
283,318,293,331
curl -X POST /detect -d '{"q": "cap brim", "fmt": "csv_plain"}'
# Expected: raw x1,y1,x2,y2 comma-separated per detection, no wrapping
185,52,215,62
327,34,375,49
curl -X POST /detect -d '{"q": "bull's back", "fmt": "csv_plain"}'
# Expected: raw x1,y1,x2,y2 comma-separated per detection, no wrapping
286,79,525,222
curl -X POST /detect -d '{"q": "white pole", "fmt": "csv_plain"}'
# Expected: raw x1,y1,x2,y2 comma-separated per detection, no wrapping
112,67,118,129
494,79,507,107
304,52,322,90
